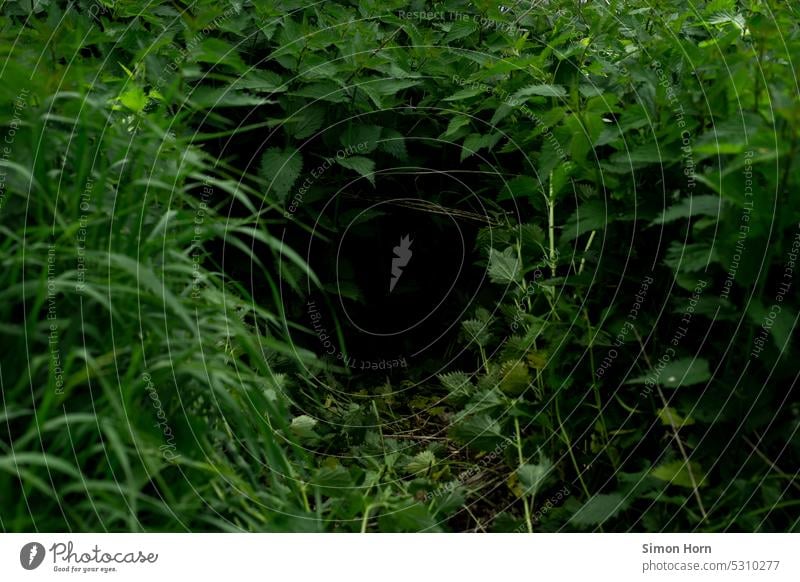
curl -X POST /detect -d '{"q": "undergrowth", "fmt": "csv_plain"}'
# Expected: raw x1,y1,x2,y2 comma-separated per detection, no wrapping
1,0,798,532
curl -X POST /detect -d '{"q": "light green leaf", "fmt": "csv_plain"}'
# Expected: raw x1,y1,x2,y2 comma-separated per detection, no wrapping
191,87,274,108
498,360,531,396
406,451,436,475
437,371,473,393
487,247,521,284
444,87,485,101
449,414,503,451
462,318,492,348
517,458,553,495
629,358,711,388
117,84,148,113
336,156,375,186
513,84,567,99
570,493,628,526
651,460,708,488
628,358,711,388
290,415,319,439
657,407,695,428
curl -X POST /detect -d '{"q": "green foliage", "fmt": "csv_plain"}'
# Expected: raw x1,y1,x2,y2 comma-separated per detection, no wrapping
1,0,798,533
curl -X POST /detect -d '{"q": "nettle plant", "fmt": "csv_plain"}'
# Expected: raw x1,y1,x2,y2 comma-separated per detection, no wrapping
150,0,800,532
1,0,797,532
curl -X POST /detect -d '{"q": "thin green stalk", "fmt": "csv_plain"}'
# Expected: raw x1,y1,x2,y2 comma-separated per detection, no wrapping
583,309,615,469
578,230,596,275
548,172,557,278
632,328,708,523
361,502,385,533
515,418,534,533
555,396,591,501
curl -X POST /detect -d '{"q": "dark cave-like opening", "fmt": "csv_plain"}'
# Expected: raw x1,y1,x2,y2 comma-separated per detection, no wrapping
297,171,490,376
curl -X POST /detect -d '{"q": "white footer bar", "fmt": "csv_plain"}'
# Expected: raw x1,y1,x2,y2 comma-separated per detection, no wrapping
1,534,796,581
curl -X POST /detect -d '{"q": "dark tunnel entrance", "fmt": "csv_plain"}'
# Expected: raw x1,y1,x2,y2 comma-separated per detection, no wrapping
295,171,493,377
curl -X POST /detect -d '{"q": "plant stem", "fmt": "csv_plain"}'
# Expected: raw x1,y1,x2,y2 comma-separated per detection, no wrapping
583,309,615,469
555,395,592,501
515,417,534,533
361,502,384,533
548,172,557,277
632,327,708,523
578,230,597,275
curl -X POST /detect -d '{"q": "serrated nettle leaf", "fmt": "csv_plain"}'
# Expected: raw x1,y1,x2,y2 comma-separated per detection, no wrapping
665,242,718,273
610,142,679,165
116,84,148,113
460,132,502,162
497,175,541,202
561,199,607,243
406,451,436,475
336,156,375,186
651,460,708,489
287,105,326,140
443,19,479,43
520,223,546,250
438,371,473,393
747,302,795,353
190,87,276,108
449,414,503,451
657,407,695,428
570,493,628,526
192,38,247,71
340,124,382,153
517,458,553,495
314,465,352,496
378,500,440,532
444,86,485,101
487,246,521,284
231,70,287,93
513,84,568,99
259,148,303,201
379,129,408,159
498,360,531,396
490,102,515,125
549,161,576,199
693,113,765,156
290,415,318,438
444,115,471,138
650,195,723,226
462,318,493,348
368,78,421,95
289,81,350,103
298,56,339,81
627,358,711,388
